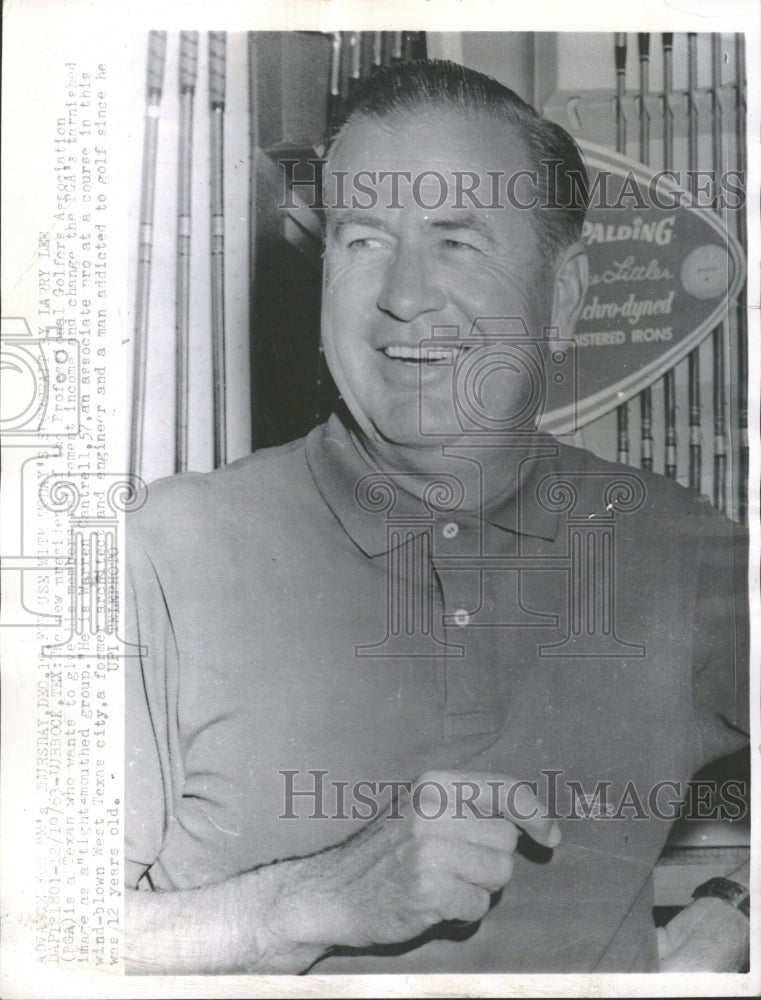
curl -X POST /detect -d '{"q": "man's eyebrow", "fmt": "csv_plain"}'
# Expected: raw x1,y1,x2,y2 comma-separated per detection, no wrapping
427,215,495,239
326,211,498,243
327,213,389,236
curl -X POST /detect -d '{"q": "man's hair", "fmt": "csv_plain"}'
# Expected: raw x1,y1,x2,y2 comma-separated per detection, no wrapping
326,58,589,264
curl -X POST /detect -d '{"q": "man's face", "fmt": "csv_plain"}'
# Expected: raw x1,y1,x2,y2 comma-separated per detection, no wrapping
321,110,578,469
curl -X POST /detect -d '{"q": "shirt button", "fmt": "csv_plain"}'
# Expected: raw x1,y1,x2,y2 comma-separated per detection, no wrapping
442,521,459,539
453,608,470,627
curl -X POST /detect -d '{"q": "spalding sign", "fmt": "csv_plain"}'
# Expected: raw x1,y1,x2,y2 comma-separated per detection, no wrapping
539,142,745,434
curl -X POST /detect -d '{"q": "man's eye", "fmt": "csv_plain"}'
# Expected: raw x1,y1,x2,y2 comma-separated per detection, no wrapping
442,238,479,253
347,237,385,251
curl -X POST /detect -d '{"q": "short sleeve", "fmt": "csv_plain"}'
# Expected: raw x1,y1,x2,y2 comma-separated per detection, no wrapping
691,500,750,767
124,522,180,890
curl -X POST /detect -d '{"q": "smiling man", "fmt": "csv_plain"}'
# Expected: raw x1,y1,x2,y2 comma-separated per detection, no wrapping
125,60,749,976
320,78,585,485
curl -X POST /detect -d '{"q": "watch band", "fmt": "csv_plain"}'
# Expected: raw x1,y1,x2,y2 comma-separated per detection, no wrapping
691,876,750,918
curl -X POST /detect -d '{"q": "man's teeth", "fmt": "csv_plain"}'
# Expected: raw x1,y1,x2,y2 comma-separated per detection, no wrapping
382,345,465,362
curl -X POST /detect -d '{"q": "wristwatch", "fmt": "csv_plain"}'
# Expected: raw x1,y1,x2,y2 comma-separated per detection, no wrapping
691,876,750,918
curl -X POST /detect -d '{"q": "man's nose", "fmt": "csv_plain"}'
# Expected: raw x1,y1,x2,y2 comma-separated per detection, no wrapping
376,245,446,321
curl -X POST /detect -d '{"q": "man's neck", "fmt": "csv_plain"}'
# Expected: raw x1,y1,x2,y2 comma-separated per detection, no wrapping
349,424,545,516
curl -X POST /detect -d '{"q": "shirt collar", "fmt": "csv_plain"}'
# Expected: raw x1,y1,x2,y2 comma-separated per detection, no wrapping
305,412,561,557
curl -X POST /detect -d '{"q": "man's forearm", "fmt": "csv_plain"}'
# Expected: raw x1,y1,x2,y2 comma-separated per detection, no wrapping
124,769,559,974
124,862,328,976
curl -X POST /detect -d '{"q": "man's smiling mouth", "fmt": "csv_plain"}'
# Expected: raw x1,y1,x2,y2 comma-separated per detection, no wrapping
381,344,472,364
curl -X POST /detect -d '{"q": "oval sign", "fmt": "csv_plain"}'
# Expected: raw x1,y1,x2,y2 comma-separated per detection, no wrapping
540,141,745,434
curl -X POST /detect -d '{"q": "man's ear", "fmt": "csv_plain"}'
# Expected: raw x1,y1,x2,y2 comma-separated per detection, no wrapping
551,243,588,337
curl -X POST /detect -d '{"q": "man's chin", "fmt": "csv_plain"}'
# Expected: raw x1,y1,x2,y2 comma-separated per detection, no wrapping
337,399,480,468
363,422,469,470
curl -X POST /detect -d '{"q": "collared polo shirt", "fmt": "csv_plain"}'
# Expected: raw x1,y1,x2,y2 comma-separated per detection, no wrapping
126,412,748,973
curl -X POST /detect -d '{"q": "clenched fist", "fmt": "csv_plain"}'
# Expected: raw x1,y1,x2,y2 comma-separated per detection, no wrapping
264,770,560,951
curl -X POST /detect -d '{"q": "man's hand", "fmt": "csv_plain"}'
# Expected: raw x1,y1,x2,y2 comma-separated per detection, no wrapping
657,897,750,972
657,861,750,973
266,769,560,951
126,769,559,974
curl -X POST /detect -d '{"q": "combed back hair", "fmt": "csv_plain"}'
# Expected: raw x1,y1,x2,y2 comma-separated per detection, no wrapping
326,58,589,264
